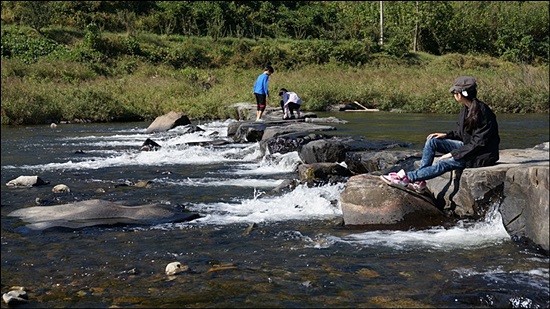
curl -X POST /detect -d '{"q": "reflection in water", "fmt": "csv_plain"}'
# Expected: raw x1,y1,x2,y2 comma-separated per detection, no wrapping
1,113,548,308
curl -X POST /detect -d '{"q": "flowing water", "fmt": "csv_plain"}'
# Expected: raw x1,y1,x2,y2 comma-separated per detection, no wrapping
1,112,549,308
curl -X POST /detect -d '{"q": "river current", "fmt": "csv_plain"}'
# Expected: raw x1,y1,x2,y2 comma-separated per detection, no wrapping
1,112,549,308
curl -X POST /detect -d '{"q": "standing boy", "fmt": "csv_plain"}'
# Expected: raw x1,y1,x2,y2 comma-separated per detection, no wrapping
253,65,274,122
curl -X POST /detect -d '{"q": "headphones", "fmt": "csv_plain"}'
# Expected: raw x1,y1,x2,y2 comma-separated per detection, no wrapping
461,90,468,97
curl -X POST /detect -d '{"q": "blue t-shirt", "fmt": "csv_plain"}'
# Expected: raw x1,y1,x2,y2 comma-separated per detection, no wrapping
253,73,270,95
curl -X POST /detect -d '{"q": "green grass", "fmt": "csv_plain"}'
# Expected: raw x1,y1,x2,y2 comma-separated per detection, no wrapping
1,50,548,125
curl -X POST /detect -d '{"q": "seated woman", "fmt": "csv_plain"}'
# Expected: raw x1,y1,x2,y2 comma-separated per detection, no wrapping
380,76,500,193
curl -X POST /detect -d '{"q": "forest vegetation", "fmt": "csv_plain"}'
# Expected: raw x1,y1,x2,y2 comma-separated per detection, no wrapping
1,1,548,125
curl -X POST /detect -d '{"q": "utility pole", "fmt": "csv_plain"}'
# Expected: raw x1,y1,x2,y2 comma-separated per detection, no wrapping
414,1,419,52
379,1,384,45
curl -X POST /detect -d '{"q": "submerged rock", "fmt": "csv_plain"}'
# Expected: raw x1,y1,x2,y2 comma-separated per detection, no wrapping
8,199,200,231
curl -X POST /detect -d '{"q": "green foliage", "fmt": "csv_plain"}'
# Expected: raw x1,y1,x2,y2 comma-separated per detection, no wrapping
1,79,63,125
61,88,122,122
14,1,53,34
1,5,548,126
1,30,66,64
331,40,371,66
2,1,547,65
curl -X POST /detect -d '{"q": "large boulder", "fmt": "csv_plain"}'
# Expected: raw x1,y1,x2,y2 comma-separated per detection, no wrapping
299,139,347,164
427,145,549,218
425,143,549,252
500,166,549,251
145,111,191,133
340,174,445,228
8,199,200,231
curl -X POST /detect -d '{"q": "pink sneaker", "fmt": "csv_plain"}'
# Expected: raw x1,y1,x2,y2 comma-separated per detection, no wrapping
380,169,410,188
409,181,427,193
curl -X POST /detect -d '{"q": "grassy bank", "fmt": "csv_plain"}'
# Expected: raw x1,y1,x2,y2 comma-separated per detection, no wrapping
2,51,549,125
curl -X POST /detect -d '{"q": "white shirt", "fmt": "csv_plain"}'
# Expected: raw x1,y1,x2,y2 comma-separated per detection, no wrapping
282,92,302,106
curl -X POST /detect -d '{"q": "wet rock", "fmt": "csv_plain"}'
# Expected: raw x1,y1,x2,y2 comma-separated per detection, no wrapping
298,139,347,164
260,133,327,156
2,288,28,305
165,261,188,275
340,174,445,228
177,124,205,134
134,180,152,188
428,144,549,219
7,199,201,230
145,111,191,133
298,163,352,185
140,138,161,151
345,149,422,175
6,175,49,187
229,120,336,143
52,184,71,193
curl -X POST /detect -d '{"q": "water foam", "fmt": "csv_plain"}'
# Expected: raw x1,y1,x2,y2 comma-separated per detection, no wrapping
187,183,345,225
337,203,511,251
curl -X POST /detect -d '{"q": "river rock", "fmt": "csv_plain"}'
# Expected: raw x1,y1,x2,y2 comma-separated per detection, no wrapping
165,261,189,275
500,165,549,251
298,163,352,185
140,138,162,151
52,184,71,193
229,121,336,143
2,288,28,305
423,142,549,251
260,133,328,155
299,139,347,164
345,149,422,175
340,174,445,228
145,111,191,133
8,199,200,231
6,175,49,187
261,122,336,140
427,144,549,217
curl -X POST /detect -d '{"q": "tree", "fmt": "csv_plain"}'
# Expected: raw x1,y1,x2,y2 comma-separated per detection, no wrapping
15,1,53,34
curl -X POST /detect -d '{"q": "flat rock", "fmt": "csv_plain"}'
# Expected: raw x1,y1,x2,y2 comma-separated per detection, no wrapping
8,199,199,231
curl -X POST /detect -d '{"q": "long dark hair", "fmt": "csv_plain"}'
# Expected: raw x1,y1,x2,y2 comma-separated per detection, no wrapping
464,88,479,131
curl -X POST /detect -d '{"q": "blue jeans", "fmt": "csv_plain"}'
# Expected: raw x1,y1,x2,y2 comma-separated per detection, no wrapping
406,138,466,182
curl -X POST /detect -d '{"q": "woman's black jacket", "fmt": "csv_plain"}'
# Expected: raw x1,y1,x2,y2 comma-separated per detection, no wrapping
445,100,500,168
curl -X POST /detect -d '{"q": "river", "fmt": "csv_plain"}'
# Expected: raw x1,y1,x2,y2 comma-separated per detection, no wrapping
1,112,548,308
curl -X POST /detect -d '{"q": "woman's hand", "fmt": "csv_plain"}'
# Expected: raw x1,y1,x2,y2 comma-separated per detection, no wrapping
427,133,447,140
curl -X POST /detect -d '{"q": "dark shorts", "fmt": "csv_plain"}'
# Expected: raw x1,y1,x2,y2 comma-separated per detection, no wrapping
255,93,267,111
280,100,301,113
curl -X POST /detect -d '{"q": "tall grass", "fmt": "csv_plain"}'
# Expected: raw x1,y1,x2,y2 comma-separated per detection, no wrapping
1,52,548,125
